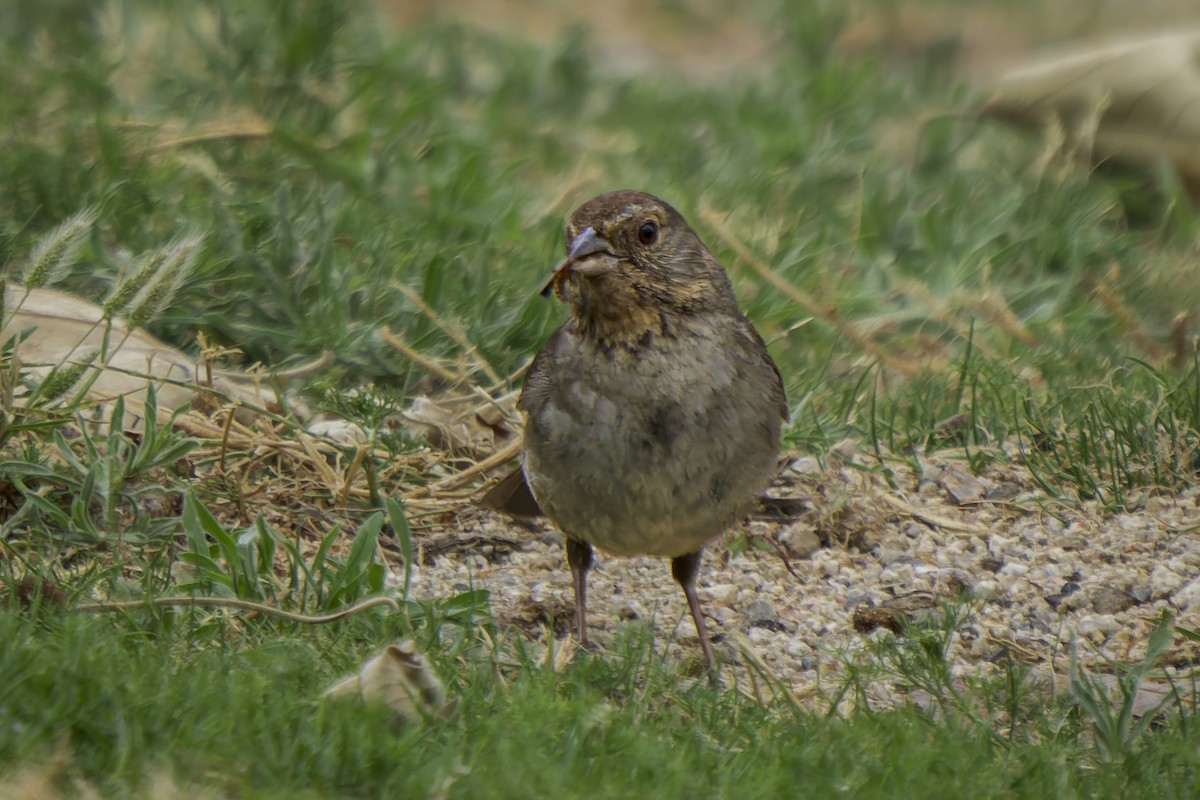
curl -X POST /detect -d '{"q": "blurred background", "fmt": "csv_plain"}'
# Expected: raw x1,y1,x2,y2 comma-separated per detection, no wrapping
3,0,1200,492
378,0,1200,78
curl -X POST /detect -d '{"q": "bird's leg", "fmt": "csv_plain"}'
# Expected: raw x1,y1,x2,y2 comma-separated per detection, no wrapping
566,538,595,649
671,549,717,680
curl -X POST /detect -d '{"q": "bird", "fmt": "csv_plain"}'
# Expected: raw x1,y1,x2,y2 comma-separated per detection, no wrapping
511,189,786,675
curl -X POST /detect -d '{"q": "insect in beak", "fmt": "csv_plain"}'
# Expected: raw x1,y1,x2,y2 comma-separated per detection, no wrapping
539,227,610,297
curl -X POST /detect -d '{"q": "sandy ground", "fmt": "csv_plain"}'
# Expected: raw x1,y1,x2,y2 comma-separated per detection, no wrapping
396,446,1200,707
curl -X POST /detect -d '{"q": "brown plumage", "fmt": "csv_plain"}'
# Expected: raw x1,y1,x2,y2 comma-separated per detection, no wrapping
515,190,786,675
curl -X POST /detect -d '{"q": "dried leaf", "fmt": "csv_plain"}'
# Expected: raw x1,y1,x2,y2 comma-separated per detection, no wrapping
851,591,939,634
935,464,993,506
399,394,518,457
321,641,450,721
305,416,369,445
2,285,300,430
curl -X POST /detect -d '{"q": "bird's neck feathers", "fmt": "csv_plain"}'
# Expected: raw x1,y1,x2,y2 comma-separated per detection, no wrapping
566,271,733,353
568,276,667,352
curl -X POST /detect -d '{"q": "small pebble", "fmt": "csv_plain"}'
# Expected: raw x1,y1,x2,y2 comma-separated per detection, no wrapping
1075,615,1120,640
709,605,737,626
876,541,907,565
747,627,773,645
706,583,738,604
1150,565,1184,598
971,578,1002,601
997,562,1029,579
617,599,648,621
1044,593,1069,612
1090,585,1134,615
779,526,822,559
1171,577,1200,611
746,599,778,625
787,456,821,475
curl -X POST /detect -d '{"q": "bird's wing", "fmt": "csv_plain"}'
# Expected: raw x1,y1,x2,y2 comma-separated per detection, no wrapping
480,465,543,517
516,322,571,416
737,317,789,422
495,324,574,519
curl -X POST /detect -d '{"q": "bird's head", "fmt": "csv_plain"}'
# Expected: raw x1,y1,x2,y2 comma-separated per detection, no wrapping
541,191,735,344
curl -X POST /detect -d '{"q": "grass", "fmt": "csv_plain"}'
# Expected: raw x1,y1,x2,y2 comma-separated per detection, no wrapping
2,608,1198,798
3,0,1200,795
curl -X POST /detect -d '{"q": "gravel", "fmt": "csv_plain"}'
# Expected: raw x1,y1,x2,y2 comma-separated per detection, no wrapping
396,452,1200,703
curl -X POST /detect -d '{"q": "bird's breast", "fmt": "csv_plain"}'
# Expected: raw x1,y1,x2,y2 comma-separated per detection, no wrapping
521,321,781,557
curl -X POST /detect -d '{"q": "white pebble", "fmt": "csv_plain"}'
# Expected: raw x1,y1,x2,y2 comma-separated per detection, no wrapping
997,562,1029,579
972,578,1002,600
1075,615,1120,639
706,583,738,604
747,627,773,644
1171,577,1200,611
709,605,737,625
1150,565,1184,598
784,639,813,658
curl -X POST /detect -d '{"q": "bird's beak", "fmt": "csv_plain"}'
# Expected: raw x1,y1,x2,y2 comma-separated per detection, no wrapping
539,227,611,297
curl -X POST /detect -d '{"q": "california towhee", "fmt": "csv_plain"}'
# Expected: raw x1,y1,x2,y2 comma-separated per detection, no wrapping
512,189,786,674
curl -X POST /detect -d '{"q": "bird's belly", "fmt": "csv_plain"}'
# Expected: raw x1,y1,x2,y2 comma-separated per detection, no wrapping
523,359,776,557
526,451,746,557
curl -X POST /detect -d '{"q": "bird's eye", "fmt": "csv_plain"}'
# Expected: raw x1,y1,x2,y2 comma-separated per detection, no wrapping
637,221,659,246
